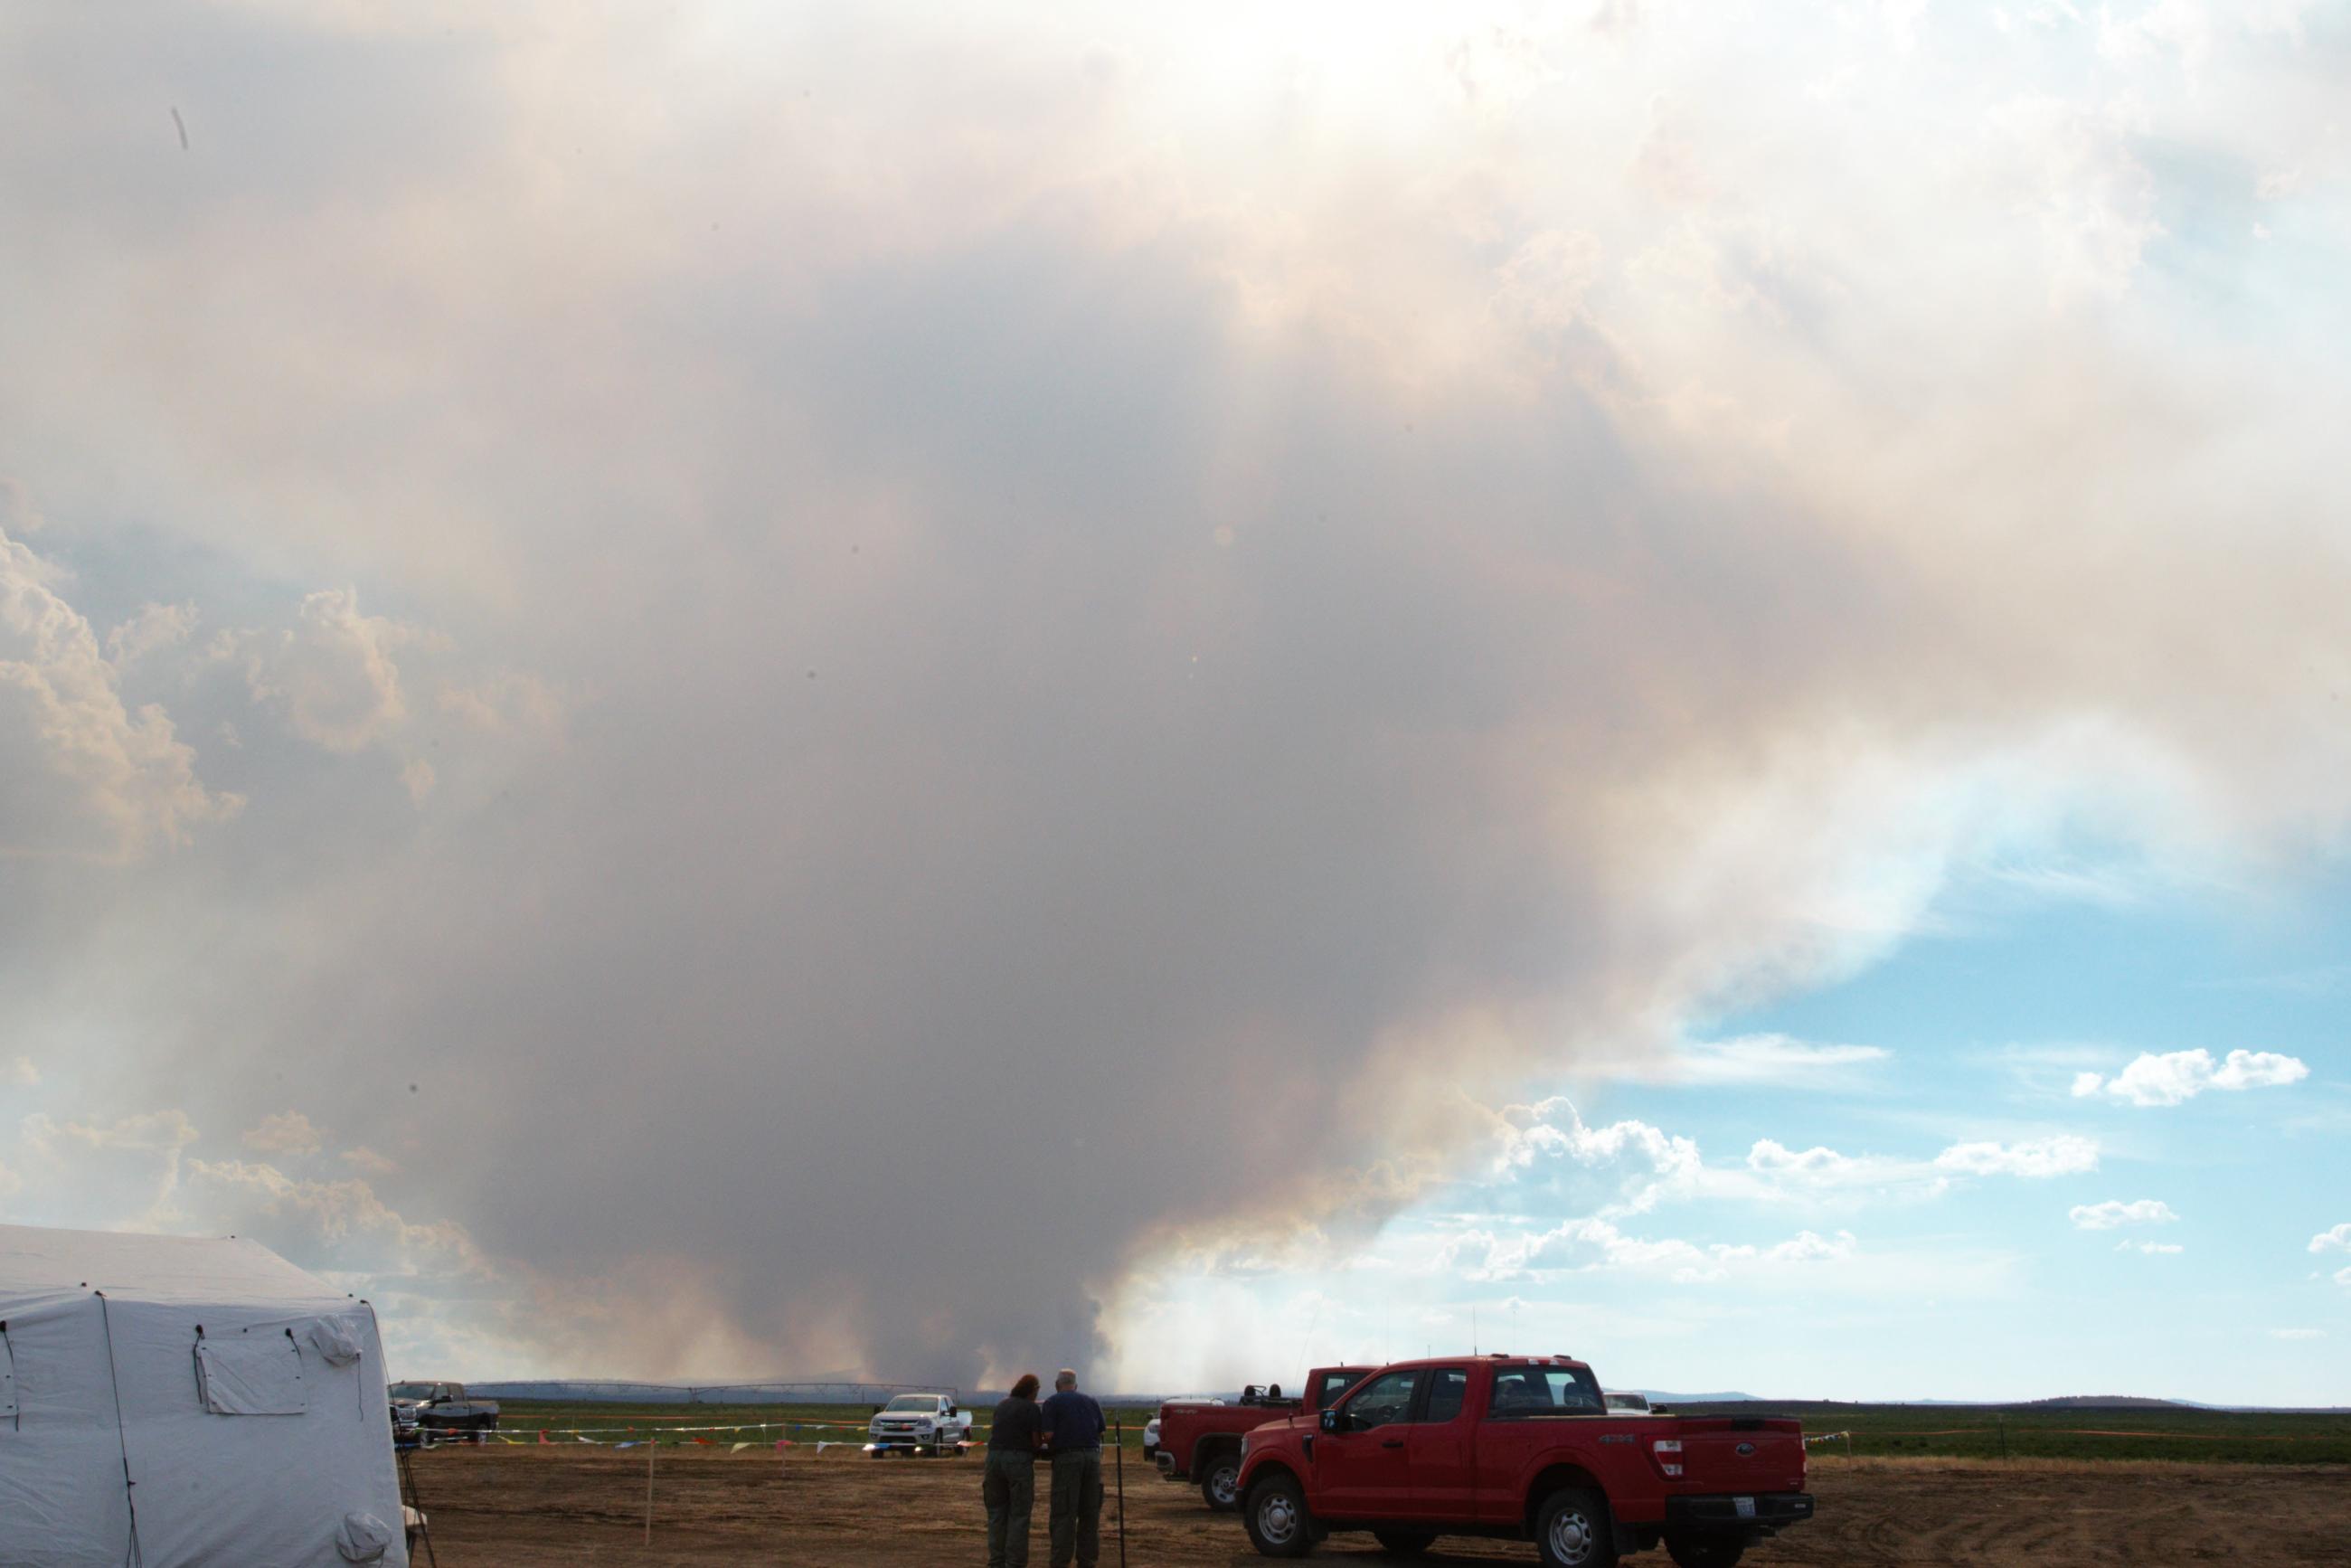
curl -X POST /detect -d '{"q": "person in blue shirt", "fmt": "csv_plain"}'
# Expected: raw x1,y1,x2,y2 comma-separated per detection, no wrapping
1038,1368,1106,1568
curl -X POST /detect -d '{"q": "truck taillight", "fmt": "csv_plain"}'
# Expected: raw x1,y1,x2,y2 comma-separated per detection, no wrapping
1651,1437,1682,1478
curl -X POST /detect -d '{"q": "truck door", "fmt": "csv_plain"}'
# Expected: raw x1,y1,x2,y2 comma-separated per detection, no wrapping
1396,1365,1474,1520
1312,1368,1419,1518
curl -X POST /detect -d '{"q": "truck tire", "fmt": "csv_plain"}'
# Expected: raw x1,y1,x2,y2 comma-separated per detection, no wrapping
1200,1450,1242,1512
1242,1473,1315,1559
1666,1535,1743,1568
1535,1488,1617,1568
1373,1525,1439,1554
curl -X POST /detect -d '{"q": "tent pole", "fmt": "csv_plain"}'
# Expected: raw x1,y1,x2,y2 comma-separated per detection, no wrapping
399,1448,441,1568
95,1293,143,1568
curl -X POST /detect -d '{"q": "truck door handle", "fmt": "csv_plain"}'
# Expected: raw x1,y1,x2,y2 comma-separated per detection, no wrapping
1381,1439,1405,1449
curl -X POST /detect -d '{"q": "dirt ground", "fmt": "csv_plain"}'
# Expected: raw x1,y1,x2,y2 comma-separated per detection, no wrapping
403,1447,2351,1566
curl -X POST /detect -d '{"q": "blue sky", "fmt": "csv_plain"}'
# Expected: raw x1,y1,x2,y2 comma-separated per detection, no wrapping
1111,866,2350,1403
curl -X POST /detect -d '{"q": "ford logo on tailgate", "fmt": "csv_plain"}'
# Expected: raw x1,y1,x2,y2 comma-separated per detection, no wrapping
1735,1442,1755,1456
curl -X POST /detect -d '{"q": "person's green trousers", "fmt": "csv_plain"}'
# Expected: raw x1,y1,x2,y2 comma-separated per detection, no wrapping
1048,1450,1103,1568
983,1450,1036,1568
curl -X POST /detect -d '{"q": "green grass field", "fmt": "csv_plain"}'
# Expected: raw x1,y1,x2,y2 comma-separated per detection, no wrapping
1668,1401,2351,1466
477,1397,2351,1465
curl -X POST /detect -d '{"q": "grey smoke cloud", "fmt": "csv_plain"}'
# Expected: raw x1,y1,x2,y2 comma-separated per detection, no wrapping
1,4,2347,1383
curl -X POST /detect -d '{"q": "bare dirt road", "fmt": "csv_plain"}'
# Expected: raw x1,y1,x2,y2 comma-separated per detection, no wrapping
403,1447,2351,1565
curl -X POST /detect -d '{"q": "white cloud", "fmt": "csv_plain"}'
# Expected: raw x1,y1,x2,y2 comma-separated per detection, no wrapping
1495,1100,2100,1214
184,1158,486,1280
1661,1034,1893,1086
2309,1224,2351,1255
23,1109,200,1153
13,1109,204,1225
105,601,197,668
2115,1240,2184,1255
239,589,421,754
2069,1198,2179,1230
1482,1214,1859,1285
241,1110,325,1157
0,526,239,860
1932,1136,2100,1177
341,1146,401,1176
2072,1049,2309,1106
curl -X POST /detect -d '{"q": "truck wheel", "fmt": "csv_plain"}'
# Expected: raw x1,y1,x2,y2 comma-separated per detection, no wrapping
1373,1526,1439,1554
1536,1488,1617,1568
1200,1451,1242,1512
1666,1535,1744,1568
1242,1474,1315,1559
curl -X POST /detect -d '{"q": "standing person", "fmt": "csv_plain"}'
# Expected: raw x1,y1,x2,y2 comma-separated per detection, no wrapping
985,1374,1046,1568
1039,1368,1107,1568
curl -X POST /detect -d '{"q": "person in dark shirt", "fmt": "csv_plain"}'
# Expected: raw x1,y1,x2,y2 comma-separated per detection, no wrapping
984,1373,1045,1568
1039,1369,1107,1568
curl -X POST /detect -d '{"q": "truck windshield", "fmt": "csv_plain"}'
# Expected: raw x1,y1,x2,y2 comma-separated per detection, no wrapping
1486,1365,1605,1417
388,1384,433,1400
884,1395,939,1412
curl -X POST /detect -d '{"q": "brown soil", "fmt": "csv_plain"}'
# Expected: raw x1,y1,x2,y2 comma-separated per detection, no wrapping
401,1446,2351,1565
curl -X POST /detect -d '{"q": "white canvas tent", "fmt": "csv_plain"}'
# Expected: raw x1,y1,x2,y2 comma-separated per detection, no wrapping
0,1223,407,1567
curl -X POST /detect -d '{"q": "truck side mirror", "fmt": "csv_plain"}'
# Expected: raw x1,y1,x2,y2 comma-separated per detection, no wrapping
947,1405,958,1417
1320,1408,1345,1433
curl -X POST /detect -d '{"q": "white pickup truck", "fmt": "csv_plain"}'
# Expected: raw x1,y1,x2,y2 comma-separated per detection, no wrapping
866,1392,974,1456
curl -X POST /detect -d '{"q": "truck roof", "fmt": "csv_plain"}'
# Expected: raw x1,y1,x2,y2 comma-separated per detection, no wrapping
1355,1355,1594,1374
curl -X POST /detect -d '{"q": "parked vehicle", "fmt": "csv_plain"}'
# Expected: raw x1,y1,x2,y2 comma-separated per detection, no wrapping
390,1381,501,1442
1145,1393,1230,1463
1233,1355,1812,1566
1155,1366,1374,1511
1604,1392,1653,1413
866,1391,974,1456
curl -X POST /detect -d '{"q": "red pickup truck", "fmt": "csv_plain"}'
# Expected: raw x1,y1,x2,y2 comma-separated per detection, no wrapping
1232,1355,1812,1566
1155,1366,1375,1511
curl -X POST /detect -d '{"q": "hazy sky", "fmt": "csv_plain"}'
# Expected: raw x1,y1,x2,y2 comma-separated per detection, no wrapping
1,1,2346,1402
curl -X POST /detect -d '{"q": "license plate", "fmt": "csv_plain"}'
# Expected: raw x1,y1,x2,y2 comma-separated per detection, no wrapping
1733,1497,1756,1519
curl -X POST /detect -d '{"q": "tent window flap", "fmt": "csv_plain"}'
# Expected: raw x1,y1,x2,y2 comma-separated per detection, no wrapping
194,1333,307,1415
0,1324,14,1422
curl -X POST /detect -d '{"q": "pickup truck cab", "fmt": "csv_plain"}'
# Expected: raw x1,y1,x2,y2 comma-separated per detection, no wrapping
1156,1365,1374,1511
389,1381,500,1442
865,1392,974,1456
1233,1355,1811,1567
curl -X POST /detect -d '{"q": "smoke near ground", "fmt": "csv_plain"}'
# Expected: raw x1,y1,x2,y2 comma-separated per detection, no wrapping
1,5,2346,1384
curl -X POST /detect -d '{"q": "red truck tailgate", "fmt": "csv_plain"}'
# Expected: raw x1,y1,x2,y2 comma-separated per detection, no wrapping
1661,1416,1808,1494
